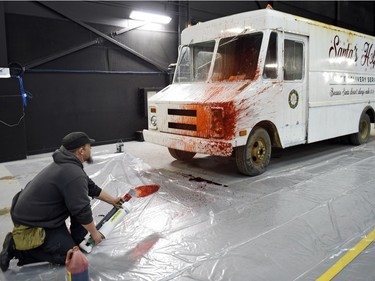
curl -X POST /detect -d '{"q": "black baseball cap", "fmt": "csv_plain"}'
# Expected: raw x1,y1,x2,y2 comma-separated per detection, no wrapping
62,132,95,150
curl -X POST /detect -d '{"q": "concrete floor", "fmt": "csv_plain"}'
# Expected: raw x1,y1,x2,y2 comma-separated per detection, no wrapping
1,130,375,280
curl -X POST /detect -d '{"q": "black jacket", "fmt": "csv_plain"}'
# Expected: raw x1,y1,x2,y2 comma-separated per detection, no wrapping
11,147,102,228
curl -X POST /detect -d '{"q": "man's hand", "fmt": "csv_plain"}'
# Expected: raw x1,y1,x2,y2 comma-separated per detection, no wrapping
91,230,104,245
114,196,123,209
96,190,123,208
82,221,104,245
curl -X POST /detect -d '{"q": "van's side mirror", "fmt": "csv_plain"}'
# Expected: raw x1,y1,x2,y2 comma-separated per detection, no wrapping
168,63,177,84
168,63,177,73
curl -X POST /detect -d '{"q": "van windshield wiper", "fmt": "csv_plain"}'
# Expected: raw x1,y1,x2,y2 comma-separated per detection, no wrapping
218,28,249,47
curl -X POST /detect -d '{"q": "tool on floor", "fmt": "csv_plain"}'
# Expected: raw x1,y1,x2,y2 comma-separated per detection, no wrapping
79,184,160,253
115,140,124,153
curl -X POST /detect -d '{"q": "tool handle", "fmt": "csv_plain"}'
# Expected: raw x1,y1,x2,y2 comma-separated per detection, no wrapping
96,191,133,230
99,202,132,238
78,184,158,254
79,202,133,254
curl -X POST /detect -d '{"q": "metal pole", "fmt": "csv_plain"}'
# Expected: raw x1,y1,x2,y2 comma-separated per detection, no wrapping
26,38,101,69
37,1,168,72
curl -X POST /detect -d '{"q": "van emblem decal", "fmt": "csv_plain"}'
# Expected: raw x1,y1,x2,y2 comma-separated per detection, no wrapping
288,89,299,109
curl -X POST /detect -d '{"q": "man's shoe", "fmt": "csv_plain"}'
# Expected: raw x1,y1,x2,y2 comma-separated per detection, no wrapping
0,232,15,272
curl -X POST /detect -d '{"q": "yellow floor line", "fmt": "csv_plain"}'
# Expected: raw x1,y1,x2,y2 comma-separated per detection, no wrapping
316,228,375,281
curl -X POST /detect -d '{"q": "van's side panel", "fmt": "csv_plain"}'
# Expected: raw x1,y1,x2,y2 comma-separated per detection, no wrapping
307,23,375,143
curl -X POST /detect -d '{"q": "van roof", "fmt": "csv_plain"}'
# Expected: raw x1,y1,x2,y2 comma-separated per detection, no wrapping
181,8,373,45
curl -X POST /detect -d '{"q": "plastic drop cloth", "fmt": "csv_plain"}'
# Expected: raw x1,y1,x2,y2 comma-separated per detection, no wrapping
2,138,375,281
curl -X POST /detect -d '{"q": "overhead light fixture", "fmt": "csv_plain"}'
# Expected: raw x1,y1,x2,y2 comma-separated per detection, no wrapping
129,10,171,24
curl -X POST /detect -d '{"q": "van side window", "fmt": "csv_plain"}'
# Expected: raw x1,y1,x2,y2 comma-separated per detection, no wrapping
193,42,216,81
263,32,278,79
174,46,191,82
174,41,215,83
284,39,303,80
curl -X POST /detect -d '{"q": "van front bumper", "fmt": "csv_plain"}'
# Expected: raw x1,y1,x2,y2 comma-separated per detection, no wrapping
143,130,234,157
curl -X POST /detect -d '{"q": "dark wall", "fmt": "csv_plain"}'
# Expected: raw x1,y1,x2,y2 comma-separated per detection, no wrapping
0,78,26,162
22,72,167,154
0,1,176,158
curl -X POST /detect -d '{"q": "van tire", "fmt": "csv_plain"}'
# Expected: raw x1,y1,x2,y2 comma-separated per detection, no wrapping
236,127,271,176
349,113,371,145
168,148,196,160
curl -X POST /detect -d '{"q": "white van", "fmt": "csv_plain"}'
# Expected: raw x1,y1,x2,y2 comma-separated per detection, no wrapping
143,7,375,176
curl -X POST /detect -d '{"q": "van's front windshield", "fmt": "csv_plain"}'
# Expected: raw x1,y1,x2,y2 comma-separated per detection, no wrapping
173,32,263,83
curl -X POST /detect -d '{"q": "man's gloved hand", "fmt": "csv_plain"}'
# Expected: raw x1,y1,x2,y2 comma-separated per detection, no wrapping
114,197,124,209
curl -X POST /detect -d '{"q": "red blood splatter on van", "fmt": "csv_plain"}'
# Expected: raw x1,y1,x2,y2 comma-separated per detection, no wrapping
165,81,258,156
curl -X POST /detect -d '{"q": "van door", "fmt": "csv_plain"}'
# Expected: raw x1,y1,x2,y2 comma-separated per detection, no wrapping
282,33,308,146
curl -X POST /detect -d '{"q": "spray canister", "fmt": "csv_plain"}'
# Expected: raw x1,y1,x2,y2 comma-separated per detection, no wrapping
66,246,89,281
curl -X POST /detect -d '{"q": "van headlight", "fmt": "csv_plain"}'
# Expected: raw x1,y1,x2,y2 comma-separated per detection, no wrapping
150,115,157,127
149,106,157,129
210,107,224,138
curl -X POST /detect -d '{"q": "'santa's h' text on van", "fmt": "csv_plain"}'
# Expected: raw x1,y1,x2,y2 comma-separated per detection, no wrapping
143,7,375,176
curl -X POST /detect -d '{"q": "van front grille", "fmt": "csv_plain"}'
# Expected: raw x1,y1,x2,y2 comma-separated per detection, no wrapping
168,109,197,116
168,122,197,131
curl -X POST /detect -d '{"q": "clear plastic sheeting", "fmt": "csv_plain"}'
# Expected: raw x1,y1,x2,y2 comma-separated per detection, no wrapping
2,137,375,280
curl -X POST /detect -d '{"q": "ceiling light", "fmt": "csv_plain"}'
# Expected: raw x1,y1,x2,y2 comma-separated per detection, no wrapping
129,11,171,24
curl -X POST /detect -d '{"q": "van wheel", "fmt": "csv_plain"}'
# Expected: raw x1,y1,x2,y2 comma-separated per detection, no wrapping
168,148,196,160
349,113,371,145
236,127,271,176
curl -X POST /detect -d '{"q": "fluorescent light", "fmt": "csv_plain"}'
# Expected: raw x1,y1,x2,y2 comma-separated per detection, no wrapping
0,67,10,78
130,11,171,24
